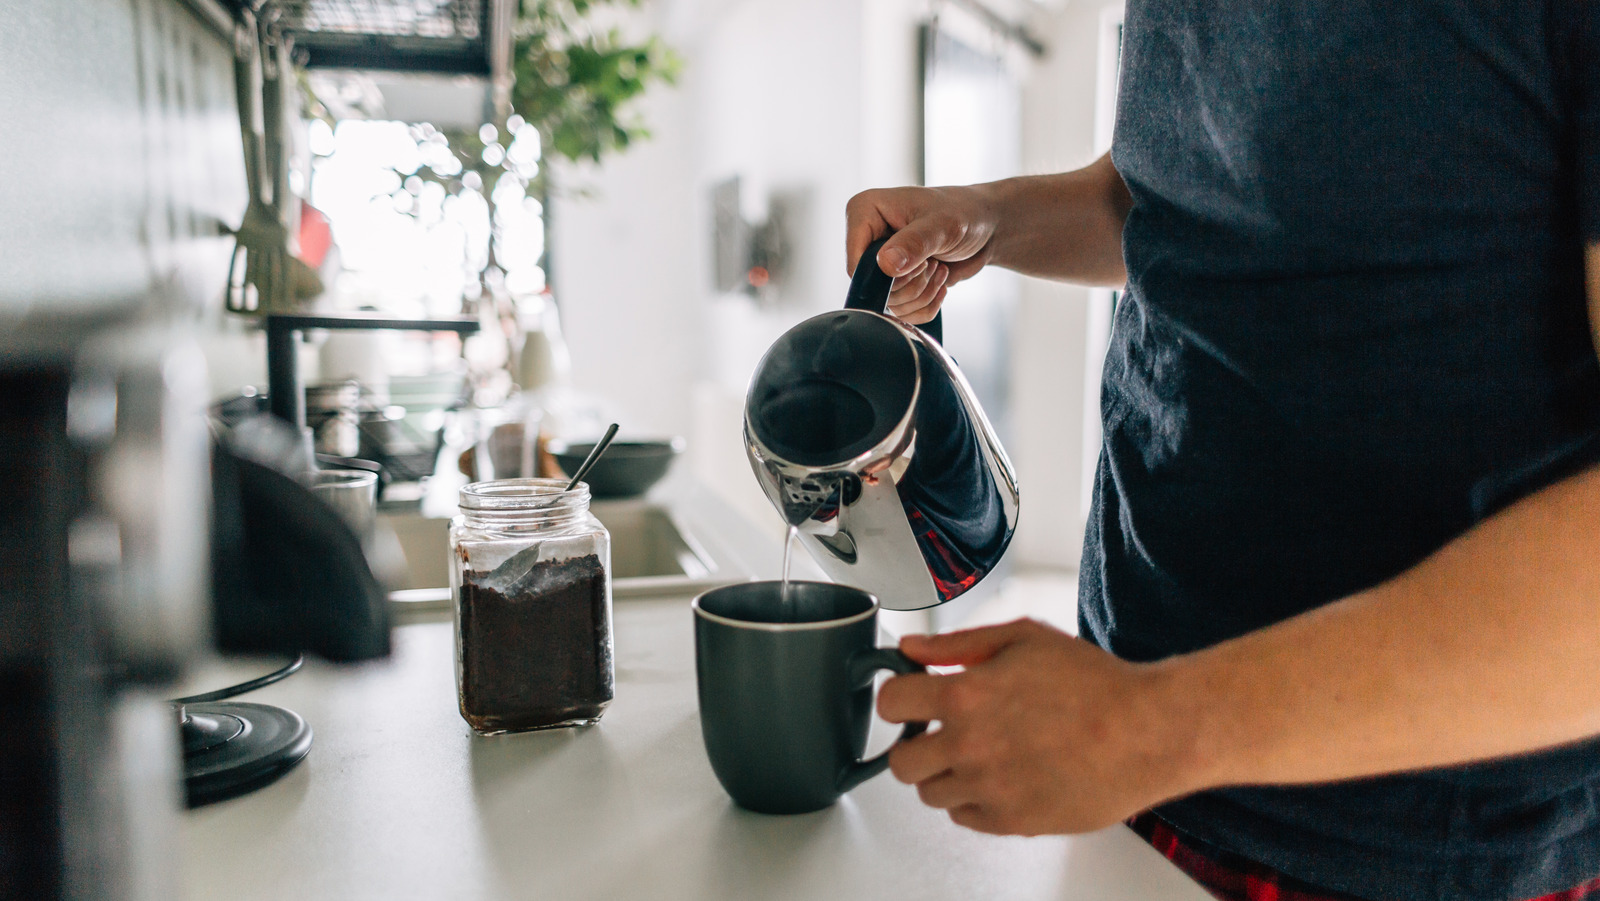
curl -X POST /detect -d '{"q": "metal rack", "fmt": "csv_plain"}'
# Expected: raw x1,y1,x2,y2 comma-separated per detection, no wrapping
279,0,513,75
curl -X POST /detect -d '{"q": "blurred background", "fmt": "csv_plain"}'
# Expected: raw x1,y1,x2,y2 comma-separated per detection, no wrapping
192,0,1126,573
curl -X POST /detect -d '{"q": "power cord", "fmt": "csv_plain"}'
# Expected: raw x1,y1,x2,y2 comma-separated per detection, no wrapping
172,653,304,705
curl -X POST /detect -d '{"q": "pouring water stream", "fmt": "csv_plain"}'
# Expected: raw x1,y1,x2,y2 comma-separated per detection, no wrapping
780,524,799,615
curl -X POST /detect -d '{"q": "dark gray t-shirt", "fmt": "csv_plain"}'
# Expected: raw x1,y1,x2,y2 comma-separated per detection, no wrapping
1080,1,1600,899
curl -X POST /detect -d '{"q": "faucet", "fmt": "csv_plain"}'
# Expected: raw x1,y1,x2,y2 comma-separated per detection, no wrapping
263,312,481,431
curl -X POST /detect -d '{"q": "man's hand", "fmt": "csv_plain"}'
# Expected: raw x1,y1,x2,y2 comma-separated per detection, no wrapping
842,156,1135,319
877,619,1202,836
844,185,1001,324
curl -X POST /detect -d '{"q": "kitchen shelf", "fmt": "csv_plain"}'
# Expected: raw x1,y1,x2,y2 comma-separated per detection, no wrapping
279,0,512,76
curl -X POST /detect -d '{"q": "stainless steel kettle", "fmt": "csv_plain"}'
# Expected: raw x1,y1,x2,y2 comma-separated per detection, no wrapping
744,238,1021,611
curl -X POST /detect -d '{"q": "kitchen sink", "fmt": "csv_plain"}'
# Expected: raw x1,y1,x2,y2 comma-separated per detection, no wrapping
380,498,729,609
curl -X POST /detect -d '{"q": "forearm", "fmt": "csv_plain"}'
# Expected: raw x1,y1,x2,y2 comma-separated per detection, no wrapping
979,153,1132,287
1155,462,1600,793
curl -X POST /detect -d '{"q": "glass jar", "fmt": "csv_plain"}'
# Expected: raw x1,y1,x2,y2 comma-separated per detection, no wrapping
450,478,613,734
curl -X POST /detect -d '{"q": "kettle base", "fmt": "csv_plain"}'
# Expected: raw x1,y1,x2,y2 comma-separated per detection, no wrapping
180,701,311,808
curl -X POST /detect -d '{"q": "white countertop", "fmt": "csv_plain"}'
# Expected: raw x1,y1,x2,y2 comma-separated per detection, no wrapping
178,594,1213,901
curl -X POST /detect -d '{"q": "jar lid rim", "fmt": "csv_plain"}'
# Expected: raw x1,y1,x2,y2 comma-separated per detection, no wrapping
459,478,590,509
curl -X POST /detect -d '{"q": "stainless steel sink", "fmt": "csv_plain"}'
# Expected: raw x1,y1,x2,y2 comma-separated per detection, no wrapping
380,498,728,609
592,501,715,585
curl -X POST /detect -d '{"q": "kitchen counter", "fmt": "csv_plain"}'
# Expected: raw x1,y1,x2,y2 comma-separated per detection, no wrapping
177,489,1213,901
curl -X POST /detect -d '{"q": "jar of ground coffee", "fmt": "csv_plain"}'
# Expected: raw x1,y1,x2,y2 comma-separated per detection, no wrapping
450,479,613,734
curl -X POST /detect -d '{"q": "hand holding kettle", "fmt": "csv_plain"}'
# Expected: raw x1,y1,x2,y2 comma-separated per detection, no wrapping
844,184,1001,324
845,155,1136,321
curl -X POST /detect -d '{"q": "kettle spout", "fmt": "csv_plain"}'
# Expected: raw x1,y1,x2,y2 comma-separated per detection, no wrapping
767,466,859,531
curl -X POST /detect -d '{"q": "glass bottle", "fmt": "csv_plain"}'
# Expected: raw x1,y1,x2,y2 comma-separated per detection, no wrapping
450,478,613,734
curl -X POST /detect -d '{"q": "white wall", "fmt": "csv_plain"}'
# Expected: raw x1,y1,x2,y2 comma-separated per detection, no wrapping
1007,0,1119,570
547,77,700,439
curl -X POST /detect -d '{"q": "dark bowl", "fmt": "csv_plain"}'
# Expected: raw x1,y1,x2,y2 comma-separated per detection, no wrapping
548,437,685,499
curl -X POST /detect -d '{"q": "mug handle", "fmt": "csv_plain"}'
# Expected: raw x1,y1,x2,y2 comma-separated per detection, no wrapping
836,647,930,793
845,236,944,345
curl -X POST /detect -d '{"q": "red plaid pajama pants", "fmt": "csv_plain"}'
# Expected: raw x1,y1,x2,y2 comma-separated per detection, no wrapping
1129,812,1600,901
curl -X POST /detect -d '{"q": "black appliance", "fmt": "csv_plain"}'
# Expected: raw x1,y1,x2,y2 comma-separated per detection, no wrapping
0,1,434,898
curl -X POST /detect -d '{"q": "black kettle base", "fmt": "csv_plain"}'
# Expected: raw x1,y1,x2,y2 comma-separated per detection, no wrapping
180,701,312,808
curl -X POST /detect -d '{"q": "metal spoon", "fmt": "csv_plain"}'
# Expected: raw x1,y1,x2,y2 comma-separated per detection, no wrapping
562,422,620,492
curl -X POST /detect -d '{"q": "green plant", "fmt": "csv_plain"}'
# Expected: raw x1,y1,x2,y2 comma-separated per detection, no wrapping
512,0,680,165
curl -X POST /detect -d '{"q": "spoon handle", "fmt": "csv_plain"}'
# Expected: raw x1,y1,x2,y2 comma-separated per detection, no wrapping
565,423,621,491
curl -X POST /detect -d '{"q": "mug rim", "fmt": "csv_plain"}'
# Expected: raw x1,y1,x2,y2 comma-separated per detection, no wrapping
305,469,377,488
692,581,878,632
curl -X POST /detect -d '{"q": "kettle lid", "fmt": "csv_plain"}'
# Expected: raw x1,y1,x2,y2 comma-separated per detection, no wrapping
746,310,918,467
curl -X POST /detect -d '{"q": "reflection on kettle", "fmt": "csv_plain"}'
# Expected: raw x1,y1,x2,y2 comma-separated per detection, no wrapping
744,238,1020,611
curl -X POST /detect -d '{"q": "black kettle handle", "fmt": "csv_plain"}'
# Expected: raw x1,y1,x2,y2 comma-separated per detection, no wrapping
845,237,943,345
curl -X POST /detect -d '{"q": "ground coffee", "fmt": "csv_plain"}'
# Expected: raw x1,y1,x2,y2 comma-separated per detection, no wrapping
458,552,612,732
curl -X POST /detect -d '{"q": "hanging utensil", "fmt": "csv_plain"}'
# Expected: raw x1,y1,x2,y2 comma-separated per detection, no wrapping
225,8,300,314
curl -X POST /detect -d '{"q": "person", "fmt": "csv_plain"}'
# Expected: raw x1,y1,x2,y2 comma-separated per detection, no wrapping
846,4,1600,901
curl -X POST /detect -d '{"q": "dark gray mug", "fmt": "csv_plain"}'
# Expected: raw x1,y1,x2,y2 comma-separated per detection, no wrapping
693,581,928,814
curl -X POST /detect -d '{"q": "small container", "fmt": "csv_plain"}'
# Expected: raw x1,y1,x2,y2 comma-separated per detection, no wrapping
306,380,362,458
302,468,377,539
450,479,614,734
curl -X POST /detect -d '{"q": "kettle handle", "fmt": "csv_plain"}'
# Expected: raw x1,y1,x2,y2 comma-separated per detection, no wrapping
845,237,944,344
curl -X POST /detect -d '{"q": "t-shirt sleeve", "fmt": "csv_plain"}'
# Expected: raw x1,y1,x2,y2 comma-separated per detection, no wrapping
1566,0,1600,240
